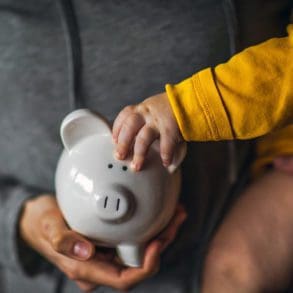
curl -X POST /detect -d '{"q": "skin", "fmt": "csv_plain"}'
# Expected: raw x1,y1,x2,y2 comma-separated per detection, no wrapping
18,92,187,292
113,92,293,291
112,92,183,171
273,156,293,174
201,168,293,292
19,195,187,292
19,100,292,292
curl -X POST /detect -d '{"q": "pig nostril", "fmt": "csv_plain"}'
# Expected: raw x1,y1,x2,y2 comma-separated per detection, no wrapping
95,188,133,222
104,196,108,208
122,166,127,171
116,198,120,211
108,164,113,169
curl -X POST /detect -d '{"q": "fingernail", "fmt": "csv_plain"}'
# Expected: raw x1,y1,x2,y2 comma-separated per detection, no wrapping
115,151,122,160
163,161,170,167
130,161,139,171
162,156,170,167
73,242,90,259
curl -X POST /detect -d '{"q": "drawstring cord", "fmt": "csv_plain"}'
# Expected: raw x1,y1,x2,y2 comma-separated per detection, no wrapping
57,0,240,184
55,1,252,292
57,0,84,110
55,0,84,291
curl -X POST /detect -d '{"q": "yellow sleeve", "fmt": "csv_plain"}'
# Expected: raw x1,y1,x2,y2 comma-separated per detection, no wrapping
166,24,293,141
252,125,293,177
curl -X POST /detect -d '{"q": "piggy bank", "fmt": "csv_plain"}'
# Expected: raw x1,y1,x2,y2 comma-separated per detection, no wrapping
55,109,186,267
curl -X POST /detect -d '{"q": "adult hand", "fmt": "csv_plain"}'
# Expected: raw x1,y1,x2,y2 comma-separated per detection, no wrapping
112,92,183,171
273,156,293,174
19,195,187,292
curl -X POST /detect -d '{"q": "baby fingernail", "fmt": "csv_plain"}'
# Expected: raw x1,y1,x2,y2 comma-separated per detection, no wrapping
130,162,139,171
115,151,122,160
73,242,90,258
161,156,170,166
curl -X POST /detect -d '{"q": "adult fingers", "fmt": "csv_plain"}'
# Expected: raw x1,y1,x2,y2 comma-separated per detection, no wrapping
115,113,145,160
131,125,159,171
115,241,162,291
157,205,187,252
76,241,161,291
41,210,95,260
75,280,97,292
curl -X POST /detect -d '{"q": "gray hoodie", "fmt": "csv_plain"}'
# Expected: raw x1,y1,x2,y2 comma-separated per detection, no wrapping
0,0,291,292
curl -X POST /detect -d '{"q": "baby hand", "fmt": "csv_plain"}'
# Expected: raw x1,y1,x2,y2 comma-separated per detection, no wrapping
112,92,183,171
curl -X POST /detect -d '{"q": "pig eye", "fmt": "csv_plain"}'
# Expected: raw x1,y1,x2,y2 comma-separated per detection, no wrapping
108,164,113,169
122,166,128,171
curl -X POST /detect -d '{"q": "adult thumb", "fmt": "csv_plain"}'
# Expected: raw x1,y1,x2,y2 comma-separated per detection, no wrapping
41,210,95,260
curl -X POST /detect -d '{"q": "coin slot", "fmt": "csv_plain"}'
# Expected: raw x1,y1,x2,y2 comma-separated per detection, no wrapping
104,196,108,208
116,198,120,211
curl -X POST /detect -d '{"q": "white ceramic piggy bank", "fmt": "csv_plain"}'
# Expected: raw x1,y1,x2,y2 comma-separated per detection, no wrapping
55,109,186,267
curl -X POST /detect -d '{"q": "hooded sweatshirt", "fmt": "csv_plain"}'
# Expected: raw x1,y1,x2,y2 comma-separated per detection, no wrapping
0,1,291,293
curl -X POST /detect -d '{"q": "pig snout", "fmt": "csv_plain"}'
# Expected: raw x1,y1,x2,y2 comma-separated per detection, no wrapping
94,185,134,222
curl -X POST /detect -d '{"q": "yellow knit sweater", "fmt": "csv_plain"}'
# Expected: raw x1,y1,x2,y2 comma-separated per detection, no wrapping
166,24,293,174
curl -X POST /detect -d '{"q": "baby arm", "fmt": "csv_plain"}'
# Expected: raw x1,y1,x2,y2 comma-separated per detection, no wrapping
113,25,293,169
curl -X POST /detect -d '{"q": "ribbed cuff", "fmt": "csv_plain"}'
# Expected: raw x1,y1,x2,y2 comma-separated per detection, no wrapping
166,68,233,141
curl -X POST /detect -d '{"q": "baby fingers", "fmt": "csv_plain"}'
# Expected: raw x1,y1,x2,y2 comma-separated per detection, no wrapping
115,113,145,160
160,134,177,167
131,126,159,171
112,106,134,143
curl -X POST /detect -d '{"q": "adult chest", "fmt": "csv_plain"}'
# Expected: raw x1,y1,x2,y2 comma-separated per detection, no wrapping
0,0,230,191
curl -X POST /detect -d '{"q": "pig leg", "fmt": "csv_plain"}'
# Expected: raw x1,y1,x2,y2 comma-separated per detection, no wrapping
117,243,145,267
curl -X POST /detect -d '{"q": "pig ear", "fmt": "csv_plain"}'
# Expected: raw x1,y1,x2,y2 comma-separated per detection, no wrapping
60,109,111,151
167,142,187,173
